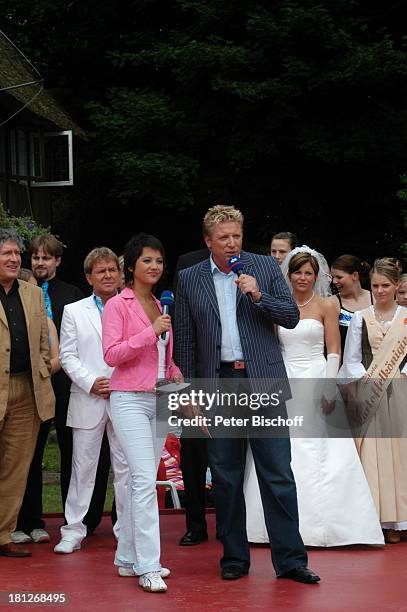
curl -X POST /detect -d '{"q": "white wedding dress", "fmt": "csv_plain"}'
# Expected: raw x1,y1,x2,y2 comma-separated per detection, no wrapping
244,319,384,546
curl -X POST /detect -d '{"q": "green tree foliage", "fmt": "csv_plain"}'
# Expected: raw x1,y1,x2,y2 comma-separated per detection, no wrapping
2,1,407,261
397,175,407,260
90,1,407,257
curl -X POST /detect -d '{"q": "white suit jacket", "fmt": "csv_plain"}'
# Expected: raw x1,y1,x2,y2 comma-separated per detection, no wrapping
60,295,113,429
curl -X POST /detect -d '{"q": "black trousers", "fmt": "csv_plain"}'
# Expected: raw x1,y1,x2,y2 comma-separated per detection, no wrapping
207,366,307,576
180,436,208,533
17,393,114,534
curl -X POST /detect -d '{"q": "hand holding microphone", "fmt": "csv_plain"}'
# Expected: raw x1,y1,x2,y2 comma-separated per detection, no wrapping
153,314,171,338
228,256,261,303
158,290,175,340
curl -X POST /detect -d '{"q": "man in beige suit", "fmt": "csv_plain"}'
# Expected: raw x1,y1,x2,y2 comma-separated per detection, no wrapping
0,229,55,557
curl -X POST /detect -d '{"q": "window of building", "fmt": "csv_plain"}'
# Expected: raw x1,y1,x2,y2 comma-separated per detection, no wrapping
32,131,73,186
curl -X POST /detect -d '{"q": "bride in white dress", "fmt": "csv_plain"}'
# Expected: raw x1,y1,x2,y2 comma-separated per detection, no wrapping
244,246,384,546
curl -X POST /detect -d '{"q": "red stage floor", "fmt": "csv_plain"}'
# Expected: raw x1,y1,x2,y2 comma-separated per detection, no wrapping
1,513,405,611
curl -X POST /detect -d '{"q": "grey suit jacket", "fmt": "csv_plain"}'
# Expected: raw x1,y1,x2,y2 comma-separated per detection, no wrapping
174,251,299,399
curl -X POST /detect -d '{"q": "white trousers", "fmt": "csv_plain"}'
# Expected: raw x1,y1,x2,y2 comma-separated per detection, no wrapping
61,406,128,544
110,391,165,576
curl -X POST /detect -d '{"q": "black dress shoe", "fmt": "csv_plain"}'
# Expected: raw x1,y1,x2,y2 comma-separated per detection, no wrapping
221,565,249,580
179,531,208,546
279,566,320,584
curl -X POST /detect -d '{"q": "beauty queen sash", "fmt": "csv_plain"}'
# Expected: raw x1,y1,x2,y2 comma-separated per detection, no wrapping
355,309,407,423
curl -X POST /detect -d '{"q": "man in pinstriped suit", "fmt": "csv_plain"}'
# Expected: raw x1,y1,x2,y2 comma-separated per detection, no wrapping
174,205,320,583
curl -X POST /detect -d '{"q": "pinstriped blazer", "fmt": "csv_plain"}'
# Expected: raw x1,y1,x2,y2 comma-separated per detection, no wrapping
174,251,299,399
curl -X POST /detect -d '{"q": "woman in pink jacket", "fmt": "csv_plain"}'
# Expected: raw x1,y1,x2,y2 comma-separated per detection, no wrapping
102,233,182,593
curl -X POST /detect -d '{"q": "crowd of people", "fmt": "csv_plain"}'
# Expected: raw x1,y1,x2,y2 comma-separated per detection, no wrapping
0,204,406,594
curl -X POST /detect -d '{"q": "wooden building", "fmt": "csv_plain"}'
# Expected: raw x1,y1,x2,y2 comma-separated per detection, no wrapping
0,31,83,227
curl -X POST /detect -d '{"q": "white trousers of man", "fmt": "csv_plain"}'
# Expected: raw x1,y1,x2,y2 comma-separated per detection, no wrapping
60,407,128,545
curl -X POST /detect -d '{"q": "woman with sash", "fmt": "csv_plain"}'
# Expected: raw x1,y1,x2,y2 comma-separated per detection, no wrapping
339,258,407,543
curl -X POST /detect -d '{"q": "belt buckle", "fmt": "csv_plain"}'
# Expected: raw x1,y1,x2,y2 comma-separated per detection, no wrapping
234,360,245,370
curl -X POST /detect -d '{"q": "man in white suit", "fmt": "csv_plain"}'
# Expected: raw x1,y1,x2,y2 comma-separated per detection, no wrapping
54,248,128,554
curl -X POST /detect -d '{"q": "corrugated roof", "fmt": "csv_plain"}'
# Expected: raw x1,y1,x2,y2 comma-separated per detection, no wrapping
0,31,85,137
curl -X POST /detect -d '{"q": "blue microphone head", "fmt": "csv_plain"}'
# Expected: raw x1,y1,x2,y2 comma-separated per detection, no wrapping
160,290,174,307
228,255,244,275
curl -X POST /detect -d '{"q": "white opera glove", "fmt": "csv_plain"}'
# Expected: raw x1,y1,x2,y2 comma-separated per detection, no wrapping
322,353,340,410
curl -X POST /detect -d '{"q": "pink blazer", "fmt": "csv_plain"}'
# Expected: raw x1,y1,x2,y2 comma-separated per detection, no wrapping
102,287,181,391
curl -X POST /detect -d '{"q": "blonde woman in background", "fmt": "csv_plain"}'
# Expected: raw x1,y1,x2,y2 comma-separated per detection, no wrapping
339,259,407,543
397,273,407,307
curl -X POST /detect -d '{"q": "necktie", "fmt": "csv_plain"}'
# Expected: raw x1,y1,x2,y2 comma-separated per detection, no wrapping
42,281,53,320
93,294,104,317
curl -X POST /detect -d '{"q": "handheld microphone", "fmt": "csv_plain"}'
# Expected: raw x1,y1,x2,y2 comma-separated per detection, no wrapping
159,290,174,340
228,255,253,302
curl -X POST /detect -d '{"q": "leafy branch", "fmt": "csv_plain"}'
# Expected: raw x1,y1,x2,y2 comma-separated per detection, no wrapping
0,201,50,251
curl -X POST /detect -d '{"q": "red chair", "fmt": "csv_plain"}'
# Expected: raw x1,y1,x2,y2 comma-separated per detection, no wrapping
156,435,182,509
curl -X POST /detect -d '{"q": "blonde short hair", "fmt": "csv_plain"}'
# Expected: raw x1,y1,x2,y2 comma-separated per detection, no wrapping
83,247,119,275
202,205,244,237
